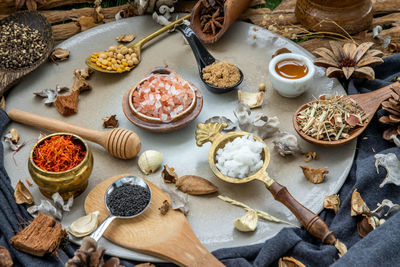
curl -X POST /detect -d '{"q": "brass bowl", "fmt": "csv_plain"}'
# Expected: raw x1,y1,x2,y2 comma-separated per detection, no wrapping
28,133,93,200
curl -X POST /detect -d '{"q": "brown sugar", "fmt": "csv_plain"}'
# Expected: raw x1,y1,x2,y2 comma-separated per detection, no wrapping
10,212,66,257
202,61,240,87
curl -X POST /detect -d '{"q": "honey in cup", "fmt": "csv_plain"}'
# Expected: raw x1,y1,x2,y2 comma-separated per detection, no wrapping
275,58,309,79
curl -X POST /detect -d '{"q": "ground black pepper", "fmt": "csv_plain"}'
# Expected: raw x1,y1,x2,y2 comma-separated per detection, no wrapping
106,184,151,217
0,22,46,69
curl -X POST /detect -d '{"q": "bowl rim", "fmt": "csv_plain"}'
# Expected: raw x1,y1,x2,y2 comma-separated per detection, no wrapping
29,132,91,176
268,53,315,83
128,73,197,123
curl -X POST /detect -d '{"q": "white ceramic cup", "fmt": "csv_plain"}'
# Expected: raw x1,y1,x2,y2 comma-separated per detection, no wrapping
268,53,315,98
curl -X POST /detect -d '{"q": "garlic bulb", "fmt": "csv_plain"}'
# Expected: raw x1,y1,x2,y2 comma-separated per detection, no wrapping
234,210,258,232
68,211,100,238
138,150,163,175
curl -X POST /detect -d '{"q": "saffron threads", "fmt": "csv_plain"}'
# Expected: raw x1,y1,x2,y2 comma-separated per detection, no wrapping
33,135,86,172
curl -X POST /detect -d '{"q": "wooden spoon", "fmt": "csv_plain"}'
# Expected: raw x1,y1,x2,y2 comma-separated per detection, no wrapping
293,81,400,147
8,109,141,159
85,14,190,74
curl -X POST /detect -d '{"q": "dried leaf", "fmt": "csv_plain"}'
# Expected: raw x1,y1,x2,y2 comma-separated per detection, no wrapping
159,200,170,215
205,116,236,131
300,166,328,184
335,239,347,258
116,34,136,43
49,48,70,63
273,131,300,157
375,153,400,187
350,189,370,216
176,175,218,195
161,164,178,184
234,102,279,139
14,180,34,205
161,183,189,215
323,194,340,214
271,48,291,58
278,256,306,267
238,90,264,109
102,115,119,128
303,152,318,162
218,195,297,227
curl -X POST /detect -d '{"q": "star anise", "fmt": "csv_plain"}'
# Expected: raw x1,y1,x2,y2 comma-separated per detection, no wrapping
378,84,400,143
313,41,384,80
15,0,45,10
199,0,225,36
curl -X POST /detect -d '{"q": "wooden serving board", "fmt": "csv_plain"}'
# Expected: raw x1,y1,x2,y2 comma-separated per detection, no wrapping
85,174,223,266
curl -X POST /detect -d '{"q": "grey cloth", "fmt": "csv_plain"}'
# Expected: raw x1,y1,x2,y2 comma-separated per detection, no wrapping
0,53,399,267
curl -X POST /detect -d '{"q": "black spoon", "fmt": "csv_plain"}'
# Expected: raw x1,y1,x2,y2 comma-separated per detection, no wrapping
176,24,243,94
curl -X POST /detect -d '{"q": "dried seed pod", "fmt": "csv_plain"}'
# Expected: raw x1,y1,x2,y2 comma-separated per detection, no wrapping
357,214,378,237
176,175,218,195
323,194,340,214
14,180,34,205
278,256,306,267
335,239,347,258
350,189,370,216
116,34,136,43
234,210,258,232
0,246,13,267
238,90,264,109
102,115,119,128
68,211,100,238
161,164,178,184
159,200,170,215
300,166,328,184
138,150,163,175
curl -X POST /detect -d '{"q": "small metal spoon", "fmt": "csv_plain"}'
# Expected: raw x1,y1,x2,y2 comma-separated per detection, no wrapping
85,14,191,74
176,24,243,94
90,176,152,242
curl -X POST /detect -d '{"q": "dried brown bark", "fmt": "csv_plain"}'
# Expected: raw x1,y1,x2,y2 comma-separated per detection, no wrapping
0,0,94,14
10,212,66,257
52,22,81,41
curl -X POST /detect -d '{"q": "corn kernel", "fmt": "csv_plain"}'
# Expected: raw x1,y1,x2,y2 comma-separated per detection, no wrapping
107,62,112,66
101,64,107,69
112,65,117,71
122,62,128,67
96,61,102,66
117,68,123,73
91,58,96,63
111,58,117,64
107,67,112,71
125,67,130,71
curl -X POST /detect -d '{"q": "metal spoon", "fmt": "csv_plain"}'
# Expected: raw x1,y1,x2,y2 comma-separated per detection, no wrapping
292,81,400,147
85,14,191,74
176,24,243,94
90,176,152,242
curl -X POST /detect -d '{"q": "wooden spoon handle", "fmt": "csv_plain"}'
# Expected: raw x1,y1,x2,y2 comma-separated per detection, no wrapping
8,108,104,143
268,181,336,245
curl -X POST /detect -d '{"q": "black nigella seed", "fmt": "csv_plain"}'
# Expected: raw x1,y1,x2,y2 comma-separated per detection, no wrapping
106,184,150,217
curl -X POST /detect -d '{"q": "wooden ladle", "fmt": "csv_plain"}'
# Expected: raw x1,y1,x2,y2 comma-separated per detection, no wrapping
293,81,400,147
85,14,190,74
8,109,141,159
196,122,336,245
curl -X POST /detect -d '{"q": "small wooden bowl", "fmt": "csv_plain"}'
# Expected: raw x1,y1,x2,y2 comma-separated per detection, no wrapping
122,68,203,133
0,10,53,96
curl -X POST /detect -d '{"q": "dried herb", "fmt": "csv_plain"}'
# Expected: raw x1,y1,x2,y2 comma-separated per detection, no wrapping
159,200,170,215
303,152,318,162
54,91,79,116
0,246,13,267
116,33,136,43
218,195,297,227
205,116,236,131
161,164,178,184
278,256,306,267
378,85,400,143
202,61,241,87
34,85,69,105
0,22,46,69
33,135,86,172
323,194,340,214
375,153,400,187
102,114,119,128
14,180,34,205
300,166,328,184
335,239,347,258
296,95,367,141
15,0,45,10
161,183,189,215
199,0,225,36
27,192,73,220
49,48,70,64
238,90,264,109
273,131,301,157
313,41,383,80
350,189,370,216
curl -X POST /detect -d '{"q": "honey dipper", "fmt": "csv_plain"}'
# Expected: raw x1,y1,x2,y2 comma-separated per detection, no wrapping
8,109,141,159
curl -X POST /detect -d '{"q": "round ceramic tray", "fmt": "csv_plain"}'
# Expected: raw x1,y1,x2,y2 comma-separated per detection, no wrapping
3,16,355,263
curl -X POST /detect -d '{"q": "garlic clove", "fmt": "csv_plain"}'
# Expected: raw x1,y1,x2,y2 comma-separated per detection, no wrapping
138,150,163,175
234,210,258,232
68,211,100,238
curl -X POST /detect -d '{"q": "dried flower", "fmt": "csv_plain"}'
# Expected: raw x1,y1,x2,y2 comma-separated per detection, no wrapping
350,189,370,216
161,164,178,184
176,175,218,195
300,166,328,184
374,153,400,187
323,194,340,214
378,85,400,143
102,115,119,128
313,41,383,80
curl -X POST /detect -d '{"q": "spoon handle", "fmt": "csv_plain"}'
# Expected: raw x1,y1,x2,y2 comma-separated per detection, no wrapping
176,24,216,71
267,180,336,245
135,14,191,49
90,215,117,242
